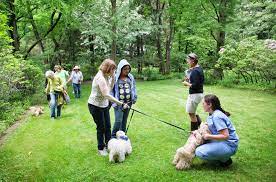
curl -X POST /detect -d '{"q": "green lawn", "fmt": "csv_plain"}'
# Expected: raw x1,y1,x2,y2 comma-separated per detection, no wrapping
0,79,275,181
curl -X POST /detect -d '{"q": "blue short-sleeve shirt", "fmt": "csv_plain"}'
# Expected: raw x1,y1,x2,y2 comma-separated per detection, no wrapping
207,110,239,147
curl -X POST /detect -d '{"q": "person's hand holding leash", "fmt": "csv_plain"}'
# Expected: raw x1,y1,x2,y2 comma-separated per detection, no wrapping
123,103,130,110
182,81,192,87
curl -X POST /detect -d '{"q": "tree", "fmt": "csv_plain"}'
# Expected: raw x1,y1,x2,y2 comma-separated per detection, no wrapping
2,0,20,52
201,0,238,79
110,0,117,61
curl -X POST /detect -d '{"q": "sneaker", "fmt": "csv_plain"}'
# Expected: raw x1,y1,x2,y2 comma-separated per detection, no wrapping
98,149,108,156
220,158,233,167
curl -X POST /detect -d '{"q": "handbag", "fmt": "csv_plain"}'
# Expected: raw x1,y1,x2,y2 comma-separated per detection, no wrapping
64,93,70,104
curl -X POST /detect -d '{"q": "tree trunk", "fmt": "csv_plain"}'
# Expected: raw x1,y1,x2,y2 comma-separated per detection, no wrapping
185,40,189,54
68,29,76,64
136,36,143,74
51,37,60,64
140,36,144,73
7,0,20,52
165,14,174,74
24,11,62,59
209,0,229,79
156,0,165,74
26,0,44,53
178,34,182,52
129,43,134,58
89,35,95,65
110,0,116,61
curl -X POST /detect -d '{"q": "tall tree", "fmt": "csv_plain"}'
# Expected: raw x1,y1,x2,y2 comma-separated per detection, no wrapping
5,0,20,52
164,0,176,74
26,0,45,53
154,0,165,74
25,10,62,59
110,0,117,61
201,0,238,79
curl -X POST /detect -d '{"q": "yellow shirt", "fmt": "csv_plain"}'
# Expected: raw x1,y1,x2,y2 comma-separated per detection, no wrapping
45,76,64,94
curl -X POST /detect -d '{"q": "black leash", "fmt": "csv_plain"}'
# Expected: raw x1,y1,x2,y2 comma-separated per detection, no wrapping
126,108,189,133
125,108,135,134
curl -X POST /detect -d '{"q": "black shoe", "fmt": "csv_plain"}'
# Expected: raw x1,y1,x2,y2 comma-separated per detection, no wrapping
220,158,233,167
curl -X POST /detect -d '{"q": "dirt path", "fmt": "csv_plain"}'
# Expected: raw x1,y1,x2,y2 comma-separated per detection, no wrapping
0,112,30,146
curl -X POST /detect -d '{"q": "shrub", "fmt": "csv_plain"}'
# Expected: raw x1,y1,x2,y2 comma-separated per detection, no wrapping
0,52,44,131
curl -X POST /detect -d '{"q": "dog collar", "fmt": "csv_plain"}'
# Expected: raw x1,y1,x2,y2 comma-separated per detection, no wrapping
119,136,128,141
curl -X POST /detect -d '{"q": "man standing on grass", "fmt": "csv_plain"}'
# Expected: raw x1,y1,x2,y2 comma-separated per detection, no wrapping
182,53,204,131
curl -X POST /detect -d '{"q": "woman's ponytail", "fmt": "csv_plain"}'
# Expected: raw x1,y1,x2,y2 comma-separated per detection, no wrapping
218,106,230,117
204,94,231,116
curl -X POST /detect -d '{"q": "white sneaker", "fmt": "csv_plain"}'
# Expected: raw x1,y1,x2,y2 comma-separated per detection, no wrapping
98,149,108,156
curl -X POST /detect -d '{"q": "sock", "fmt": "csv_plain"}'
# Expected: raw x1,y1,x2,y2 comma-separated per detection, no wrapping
191,122,198,131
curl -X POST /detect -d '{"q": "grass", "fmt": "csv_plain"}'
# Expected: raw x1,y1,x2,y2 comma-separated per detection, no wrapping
0,79,275,181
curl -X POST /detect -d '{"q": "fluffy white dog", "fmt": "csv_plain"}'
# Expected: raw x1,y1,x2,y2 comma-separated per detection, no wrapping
172,122,210,170
107,130,132,163
29,106,44,116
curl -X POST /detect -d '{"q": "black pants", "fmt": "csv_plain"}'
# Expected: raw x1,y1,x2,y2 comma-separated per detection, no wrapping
88,104,111,150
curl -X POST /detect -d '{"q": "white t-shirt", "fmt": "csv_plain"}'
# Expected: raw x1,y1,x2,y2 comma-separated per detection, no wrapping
88,70,118,108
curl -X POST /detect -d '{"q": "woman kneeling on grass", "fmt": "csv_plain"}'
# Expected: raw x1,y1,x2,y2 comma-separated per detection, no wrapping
88,59,129,156
195,94,239,167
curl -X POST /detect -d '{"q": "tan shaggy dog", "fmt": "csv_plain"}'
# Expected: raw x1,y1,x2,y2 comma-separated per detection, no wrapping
29,106,44,116
172,122,210,170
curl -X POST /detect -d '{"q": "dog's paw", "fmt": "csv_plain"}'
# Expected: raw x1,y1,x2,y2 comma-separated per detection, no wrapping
172,155,179,165
176,161,191,170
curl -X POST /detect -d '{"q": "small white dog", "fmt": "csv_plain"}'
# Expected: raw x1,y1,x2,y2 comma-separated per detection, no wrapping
107,130,132,163
29,106,44,116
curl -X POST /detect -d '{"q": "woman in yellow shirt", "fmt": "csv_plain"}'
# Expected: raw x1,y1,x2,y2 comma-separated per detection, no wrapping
45,70,65,119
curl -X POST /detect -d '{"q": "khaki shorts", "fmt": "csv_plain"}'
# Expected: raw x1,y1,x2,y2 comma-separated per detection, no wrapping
186,93,204,113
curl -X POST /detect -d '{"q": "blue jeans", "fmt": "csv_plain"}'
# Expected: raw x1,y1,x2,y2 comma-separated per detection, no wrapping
111,106,130,138
195,141,238,162
88,104,111,150
49,92,62,118
73,83,81,98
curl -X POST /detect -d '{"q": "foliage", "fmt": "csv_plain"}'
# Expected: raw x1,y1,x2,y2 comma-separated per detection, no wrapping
217,70,276,93
218,37,276,85
233,0,276,40
0,13,11,52
131,67,182,81
78,0,153,58
0,52,44,129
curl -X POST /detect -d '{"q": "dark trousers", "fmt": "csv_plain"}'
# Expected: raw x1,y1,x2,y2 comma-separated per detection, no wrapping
88,104,111,150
